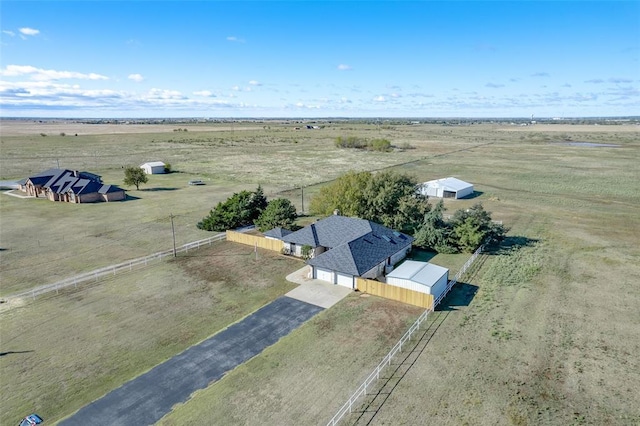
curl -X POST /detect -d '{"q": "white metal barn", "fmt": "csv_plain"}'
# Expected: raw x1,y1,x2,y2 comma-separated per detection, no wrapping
419,177,474,199
386,260,449,301
140,161,166,175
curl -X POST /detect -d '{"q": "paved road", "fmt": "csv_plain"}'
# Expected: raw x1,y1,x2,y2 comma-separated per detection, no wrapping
59,296,323,426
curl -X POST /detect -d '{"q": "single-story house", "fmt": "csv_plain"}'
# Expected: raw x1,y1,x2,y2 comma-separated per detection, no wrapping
140,161,166,175
418,177,474,199
18,168,125,203
385,260,449,302
281,214,414,289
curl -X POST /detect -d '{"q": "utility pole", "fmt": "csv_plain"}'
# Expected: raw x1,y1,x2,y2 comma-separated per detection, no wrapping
170,213,177,257
301,186,304,214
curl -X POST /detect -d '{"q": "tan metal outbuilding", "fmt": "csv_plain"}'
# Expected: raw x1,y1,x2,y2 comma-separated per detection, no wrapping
385,260,449,301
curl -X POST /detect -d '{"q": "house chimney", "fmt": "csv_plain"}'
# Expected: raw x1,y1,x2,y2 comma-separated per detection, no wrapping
333,209,341,216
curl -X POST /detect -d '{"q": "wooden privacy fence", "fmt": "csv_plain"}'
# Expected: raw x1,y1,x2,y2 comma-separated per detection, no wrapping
355,277,434,309
226,230,284,252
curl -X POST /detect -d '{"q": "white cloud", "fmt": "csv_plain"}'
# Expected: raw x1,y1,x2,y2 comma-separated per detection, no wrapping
226,36,245,43
231,85,241,91
249,80,262,86
2,30,15,37
292,102,320,109
374,95,386,102
485,83,504,88
19,27,40,36
531,72,550,77
337,64,352,71
193,90,216,97
128,73,144,82
0,65,109,81
147,88,186,100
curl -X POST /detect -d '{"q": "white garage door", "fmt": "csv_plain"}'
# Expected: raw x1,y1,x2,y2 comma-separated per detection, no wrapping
336,273,353,289
315,268,334,283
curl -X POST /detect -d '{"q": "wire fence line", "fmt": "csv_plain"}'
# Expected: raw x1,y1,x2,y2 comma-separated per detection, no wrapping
5,233,226,303
326,245,485,426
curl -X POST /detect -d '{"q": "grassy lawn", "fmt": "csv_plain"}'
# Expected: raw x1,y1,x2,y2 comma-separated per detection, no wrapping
158,294,423,425
341,126,640,425
1,121,459,295
0,241,300,424
157,125,637,425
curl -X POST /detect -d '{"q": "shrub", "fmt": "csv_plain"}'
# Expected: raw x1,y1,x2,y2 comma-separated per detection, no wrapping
197,186,267,231
370,139,391,152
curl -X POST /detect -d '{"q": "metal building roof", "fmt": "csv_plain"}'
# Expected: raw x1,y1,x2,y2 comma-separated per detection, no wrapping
386,260,448,288
423,177,473,191
140,161,166,167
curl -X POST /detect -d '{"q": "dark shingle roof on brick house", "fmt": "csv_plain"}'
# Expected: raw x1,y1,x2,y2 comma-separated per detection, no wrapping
22,168,123,200
283,215,413,276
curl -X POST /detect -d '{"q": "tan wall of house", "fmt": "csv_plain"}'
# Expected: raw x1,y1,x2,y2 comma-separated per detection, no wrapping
78,193,101,203
103,191,126,202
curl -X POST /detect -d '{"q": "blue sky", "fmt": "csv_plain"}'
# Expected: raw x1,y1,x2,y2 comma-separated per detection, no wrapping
1,1,638,118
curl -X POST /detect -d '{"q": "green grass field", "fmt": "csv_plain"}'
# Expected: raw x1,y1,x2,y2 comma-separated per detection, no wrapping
1,121,639,424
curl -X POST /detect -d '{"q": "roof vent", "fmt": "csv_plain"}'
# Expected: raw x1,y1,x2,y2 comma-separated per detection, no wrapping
382,235,391,242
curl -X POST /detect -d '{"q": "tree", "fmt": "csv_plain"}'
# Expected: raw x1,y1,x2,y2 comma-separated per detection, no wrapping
254,198,298,232
414,202,507,253
309,170,429,234
123,166,148,190
164,163,172,173
197,186,267,232
301,245,313,260
249,184,268,215
413,200,457,253
453,217,485,252
309,171,370,217
450,203,507,252
360,171,429,233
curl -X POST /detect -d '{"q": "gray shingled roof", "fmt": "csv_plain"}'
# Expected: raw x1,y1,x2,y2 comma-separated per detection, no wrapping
98,184,124,194
282,215,374,247
263,227,293,239
288,215,414,276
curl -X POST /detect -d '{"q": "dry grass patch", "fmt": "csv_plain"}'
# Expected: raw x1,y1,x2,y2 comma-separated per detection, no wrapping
0,241,300,424
158,294,423,426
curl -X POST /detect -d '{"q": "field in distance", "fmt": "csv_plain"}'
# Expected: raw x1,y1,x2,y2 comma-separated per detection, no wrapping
1,120,638,425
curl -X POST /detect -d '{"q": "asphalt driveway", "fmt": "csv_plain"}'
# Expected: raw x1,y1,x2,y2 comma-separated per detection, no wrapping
59,296,323,426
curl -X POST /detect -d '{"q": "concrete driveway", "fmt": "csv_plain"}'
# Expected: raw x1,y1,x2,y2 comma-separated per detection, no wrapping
285,267,353,309
59,296,323,426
